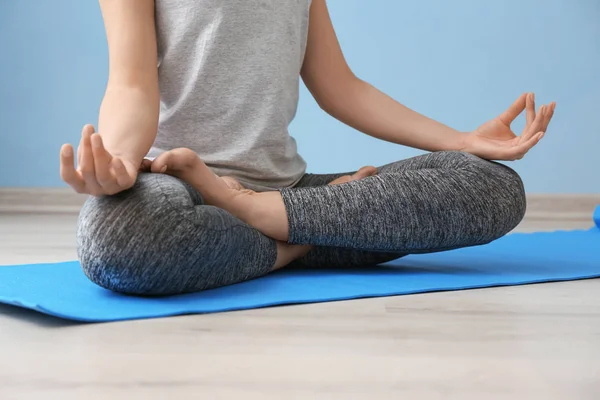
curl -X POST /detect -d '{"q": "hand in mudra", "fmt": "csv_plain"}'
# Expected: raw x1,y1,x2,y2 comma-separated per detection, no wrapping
463,93,555,161
60,125,146,196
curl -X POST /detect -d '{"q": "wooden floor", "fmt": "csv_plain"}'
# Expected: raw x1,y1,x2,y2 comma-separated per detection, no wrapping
0,210,599,400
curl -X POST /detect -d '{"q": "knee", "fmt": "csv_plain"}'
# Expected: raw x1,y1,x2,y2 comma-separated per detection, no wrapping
76,194,132,294
456,151,527,234
76,173,194,295
498,165,527,232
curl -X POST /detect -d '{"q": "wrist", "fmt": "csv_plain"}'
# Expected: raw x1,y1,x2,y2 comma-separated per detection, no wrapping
108,150,144,168
101,137,151,168
453,131,472,152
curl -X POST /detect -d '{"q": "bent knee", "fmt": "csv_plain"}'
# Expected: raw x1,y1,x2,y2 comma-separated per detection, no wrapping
464,154,526,235
436,151,526,236
76,173,198,294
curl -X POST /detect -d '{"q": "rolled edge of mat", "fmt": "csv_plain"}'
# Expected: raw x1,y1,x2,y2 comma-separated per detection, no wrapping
594,205,600,230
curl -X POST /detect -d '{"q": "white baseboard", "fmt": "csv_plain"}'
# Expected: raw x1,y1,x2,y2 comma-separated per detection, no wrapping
0,188,598,220
525,194,600,220
0,188,88,213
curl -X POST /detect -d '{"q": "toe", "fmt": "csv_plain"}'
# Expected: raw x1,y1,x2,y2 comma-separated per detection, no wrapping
352,166,378,180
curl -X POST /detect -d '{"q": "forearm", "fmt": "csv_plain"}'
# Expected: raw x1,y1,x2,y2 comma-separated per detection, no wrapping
98,85,159,164
324,78,467,152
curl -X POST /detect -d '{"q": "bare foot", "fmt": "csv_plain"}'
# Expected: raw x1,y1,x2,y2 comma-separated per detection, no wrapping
151,148,378,242
150,149,310,269
328,166,378,185
152,148,294,241
152,148,378,270
150,148,257,218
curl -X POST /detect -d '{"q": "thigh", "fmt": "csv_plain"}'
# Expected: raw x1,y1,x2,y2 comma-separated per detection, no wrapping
294,151,489,188
281,151,525,252
377,149,517,176
292,163,419,268
77,173,277,295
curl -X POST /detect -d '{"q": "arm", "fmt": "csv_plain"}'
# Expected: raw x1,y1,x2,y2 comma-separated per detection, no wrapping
98,0,159,163
60,0,159,195
301,0,555,159
301,0,464,152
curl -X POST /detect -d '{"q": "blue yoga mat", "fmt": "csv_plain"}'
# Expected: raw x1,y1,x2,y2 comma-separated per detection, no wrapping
1,206,599,322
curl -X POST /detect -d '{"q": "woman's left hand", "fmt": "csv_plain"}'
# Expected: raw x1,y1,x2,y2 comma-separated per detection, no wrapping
462,93,555,161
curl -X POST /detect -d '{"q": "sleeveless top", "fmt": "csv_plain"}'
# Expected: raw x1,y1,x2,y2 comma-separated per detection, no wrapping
149,0,312,191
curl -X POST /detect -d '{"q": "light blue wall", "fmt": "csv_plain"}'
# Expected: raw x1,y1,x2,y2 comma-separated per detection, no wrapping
1,0,598,193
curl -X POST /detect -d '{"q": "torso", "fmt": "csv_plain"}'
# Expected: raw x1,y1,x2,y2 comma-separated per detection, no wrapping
150,0,312,191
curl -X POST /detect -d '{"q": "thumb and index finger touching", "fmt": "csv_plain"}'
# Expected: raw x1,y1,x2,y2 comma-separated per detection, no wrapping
502,92,557,159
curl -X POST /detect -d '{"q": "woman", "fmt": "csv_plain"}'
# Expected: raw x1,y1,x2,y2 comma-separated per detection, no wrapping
60,0,555,295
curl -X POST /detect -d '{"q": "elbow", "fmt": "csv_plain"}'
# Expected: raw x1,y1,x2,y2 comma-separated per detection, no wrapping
314,75,363,117
107,66,159,93
316,97,335,115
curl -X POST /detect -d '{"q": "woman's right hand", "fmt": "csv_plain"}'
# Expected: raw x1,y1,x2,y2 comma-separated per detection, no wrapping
60,124,143,196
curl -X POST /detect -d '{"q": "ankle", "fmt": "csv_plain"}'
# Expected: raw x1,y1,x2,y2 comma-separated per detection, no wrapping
242,191,290,242
273,242,312,270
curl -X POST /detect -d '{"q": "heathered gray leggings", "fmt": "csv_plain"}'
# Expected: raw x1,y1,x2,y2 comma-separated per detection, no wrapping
77,151,526,295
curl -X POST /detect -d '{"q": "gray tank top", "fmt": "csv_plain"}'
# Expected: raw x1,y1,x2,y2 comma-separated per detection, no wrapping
149,0,311,191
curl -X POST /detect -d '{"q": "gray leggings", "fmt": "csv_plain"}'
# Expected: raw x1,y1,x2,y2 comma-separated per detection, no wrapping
77,151,526,295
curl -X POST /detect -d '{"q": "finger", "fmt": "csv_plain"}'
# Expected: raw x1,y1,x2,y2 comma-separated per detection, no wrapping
80,127,103,194
77,124,94,167
499,93,527,125
542,102,556,132
350,166,378,181
91,133,115,188
533,105,546,132
60,144,86,193
111,158,134,188
77,135,83,167
522,104,546,142
512,131,545,159
525,92,536,128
